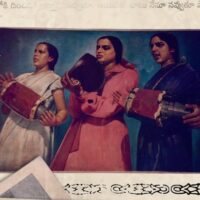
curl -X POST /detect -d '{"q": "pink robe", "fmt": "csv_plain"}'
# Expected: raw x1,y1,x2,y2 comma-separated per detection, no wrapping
51,63,138,171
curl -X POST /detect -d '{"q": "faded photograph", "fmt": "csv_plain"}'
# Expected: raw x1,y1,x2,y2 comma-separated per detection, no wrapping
0,28,200,173
0,157,70,199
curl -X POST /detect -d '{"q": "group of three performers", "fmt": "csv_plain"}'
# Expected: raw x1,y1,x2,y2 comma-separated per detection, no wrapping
0,32,200,172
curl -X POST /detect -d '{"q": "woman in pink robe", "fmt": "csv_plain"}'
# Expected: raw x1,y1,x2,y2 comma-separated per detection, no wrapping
51,36,138,171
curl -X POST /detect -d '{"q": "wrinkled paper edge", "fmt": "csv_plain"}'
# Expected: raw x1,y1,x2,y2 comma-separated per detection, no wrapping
0,0,200,199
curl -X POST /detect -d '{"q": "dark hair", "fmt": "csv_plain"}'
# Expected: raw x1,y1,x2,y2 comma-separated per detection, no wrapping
150,32,180,63
97,36,123,63
37,42,59,71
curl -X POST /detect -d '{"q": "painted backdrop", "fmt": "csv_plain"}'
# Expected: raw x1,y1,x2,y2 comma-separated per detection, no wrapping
0,29,200,170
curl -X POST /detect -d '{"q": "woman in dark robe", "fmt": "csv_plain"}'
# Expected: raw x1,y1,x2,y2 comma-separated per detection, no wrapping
137,32,200,172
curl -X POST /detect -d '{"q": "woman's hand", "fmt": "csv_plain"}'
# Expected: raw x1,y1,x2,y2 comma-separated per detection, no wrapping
61,72,84,96
0,73,15,90
112,91,127,107
40,110,58,126
183,104,200,128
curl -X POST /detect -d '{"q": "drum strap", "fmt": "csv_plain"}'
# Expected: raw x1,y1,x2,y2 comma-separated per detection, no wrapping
29,77,60,118
30,76,61,119
151,62,184,90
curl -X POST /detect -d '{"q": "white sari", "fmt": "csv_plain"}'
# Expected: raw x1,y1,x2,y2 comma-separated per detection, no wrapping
0,70,62,171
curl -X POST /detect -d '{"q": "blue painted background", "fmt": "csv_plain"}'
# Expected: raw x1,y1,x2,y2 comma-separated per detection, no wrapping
0,28,200,171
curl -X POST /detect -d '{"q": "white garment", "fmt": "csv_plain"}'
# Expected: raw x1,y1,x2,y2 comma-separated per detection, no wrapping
0,70,62,171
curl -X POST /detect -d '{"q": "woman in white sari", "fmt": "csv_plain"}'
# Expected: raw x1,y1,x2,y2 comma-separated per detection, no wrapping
0,42,68,171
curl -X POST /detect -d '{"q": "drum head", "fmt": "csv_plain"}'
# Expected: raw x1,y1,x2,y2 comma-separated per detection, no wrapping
68,53,105,92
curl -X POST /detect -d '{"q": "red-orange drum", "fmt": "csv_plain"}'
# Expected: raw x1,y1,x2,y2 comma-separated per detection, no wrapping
0,81,44,119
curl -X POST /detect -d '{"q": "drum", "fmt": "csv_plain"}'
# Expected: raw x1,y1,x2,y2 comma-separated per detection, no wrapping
62,53,105,92
126,88,191,126
0,81,47,119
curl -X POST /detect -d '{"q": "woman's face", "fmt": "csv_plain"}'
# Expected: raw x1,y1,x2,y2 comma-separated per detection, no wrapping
33,44,53,70
150,36,175,67
96,38,116,65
